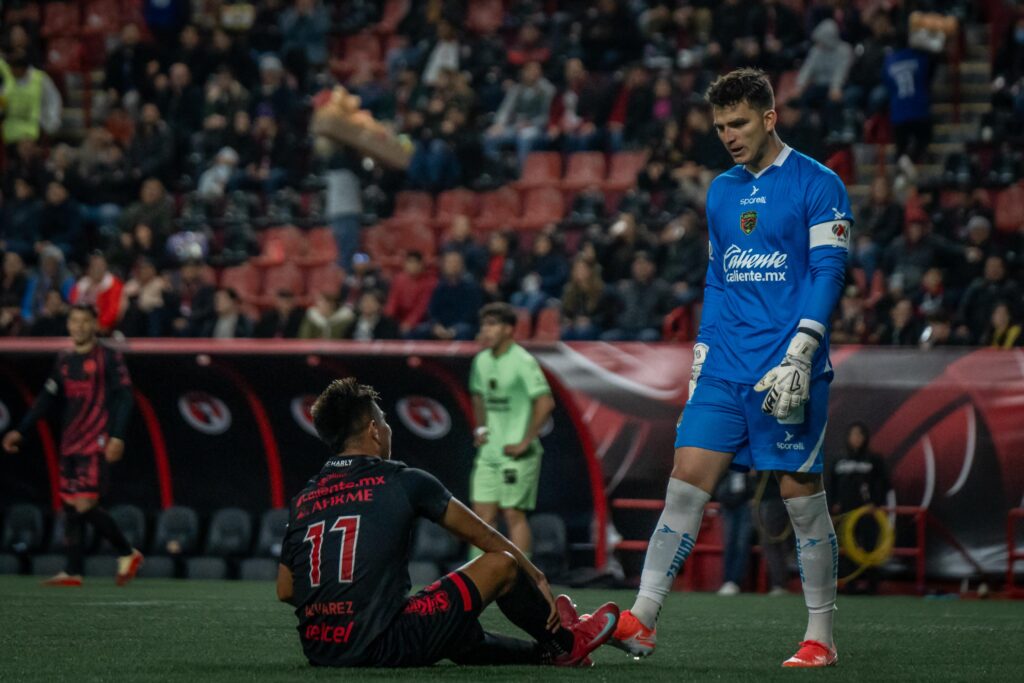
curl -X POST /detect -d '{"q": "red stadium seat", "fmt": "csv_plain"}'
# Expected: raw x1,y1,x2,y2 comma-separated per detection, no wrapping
466,0,504,34
394,191,435,221
374,0,410,35
296,226,339,267
257,262,306,307
603,151,648,192
517,187,565,231
41,2,80,38
364,221,435,273
774,69,800,106
253,226,303,268
561,152,607,192
513,308,532,341
45,38,81,73
82,0,122,35
475,187,523,231
220,263,262,307
994,183,1024,234
433,188,479,228
305,263,345,297
533,307,561,341
515,152,562,190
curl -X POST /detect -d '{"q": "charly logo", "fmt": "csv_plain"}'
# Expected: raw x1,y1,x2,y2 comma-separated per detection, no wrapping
0,400,9,432
723,244,788,283
178,391,232,435
396,396,452,440
740,210,758,234
291,395,318,437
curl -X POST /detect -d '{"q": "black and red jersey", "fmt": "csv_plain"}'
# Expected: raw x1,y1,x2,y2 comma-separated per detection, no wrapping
19,344,133,456
280,456,452,667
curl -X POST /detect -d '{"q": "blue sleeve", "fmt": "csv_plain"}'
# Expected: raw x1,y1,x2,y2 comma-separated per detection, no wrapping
22,277,37,322
800,170,852,332
696,185,724,347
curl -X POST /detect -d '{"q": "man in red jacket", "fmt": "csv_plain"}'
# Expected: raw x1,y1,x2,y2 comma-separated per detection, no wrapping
69,252,124,334
385,251,437,337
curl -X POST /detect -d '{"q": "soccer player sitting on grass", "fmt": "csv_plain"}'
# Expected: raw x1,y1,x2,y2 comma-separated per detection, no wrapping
276,378,619,668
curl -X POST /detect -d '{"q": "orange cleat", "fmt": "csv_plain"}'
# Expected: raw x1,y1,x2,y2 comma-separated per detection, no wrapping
782,640,838,668
554,602,619,667
41,572,83,587
610,609,657,658
116,549,144,586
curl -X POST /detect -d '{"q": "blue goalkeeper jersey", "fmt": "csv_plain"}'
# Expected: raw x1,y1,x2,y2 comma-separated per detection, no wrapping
697,145,851,385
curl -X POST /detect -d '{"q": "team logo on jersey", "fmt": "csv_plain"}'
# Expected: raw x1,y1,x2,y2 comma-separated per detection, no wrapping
83,359,97,375
290,395,319,437
178,391,232,435
740,210,758,235
831,222,849,243
0,400,9,432
397,396,452,440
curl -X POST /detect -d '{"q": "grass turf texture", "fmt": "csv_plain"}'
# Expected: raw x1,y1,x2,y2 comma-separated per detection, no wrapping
1,576,1020,681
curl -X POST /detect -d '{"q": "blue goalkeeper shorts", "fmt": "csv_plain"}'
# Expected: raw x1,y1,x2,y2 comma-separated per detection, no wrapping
675,375,830,473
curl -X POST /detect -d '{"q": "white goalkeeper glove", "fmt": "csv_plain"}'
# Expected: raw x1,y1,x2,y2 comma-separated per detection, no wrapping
754,330,820,420
689,343,708,399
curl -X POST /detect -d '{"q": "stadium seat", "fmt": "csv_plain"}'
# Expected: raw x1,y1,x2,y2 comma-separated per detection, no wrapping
41,2,80,38
45,37,82,73
603,151,648,192
153,506,200,556
239,558,278,581
533,307,561,341
253,226,304,268
466,0,503,34
394,191,435,221
408,560,439,586
255,508,289,558
296,226,338,267
4,2,41,25
84,555,117,577
433,188,479,229
82,0,122,35
773,69,800,106
1,504,45,554
31,554,67,577
95,504,147,554
48,510,95,553
373,0,410,34
304,262,345,298
513,307,532,341
994,183,1024,233
205,508,253,558
412,520,459,566
517,187,565,231
364,221,435,273
474,187,522,231
257,262,306,308
220,263,263,308
137,556,176,579
515,152,563,191
185,557,228,580
529,513,568,579
561,152,607,192
0,554,21,575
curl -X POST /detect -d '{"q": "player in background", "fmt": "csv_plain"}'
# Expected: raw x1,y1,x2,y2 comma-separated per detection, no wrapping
3,304,143,586
276,378,618,667
610,68,850,668
469,303,555,556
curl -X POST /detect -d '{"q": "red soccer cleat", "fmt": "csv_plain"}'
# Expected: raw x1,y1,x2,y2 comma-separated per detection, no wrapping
116,549,144,586
782,640,838,668
555,594,580,628
554,601,619,667
610,609,657,658
41,572,83,587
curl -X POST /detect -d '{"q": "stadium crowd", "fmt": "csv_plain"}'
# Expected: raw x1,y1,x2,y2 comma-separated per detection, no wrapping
0,0,1022,347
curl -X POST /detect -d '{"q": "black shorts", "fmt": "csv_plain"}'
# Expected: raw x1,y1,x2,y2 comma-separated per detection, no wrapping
59,452,108,503
362,571,485,667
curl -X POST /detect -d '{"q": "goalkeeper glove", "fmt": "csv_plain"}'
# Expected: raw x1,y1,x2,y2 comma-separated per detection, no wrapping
754,330,820,420
689,342,708,399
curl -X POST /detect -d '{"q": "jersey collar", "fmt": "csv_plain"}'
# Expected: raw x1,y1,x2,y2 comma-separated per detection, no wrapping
747,144,792,179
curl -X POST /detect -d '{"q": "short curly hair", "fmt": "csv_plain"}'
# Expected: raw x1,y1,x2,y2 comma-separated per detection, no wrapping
311,378,381,452
705,68,775,112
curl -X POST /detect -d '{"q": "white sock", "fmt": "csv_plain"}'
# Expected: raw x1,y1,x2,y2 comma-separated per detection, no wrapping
631,478,710,628
784,491,838,646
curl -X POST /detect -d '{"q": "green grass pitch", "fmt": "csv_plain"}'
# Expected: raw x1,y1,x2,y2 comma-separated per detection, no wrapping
1,576,1020,681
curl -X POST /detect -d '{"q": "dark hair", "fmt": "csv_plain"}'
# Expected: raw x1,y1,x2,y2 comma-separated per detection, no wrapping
68,303,98,318
705,68,774,112
311,378,381,452
406,250,424,262
479,302,517,326
221,287,240,302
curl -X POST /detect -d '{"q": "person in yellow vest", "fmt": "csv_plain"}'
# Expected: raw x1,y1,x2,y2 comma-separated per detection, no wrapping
0,50,63,146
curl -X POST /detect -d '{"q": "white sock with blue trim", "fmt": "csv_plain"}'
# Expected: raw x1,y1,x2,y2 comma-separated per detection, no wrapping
785,491,837,646
631,478,711,628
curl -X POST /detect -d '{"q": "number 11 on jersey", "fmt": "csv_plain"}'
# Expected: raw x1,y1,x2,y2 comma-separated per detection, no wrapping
303,515,361,587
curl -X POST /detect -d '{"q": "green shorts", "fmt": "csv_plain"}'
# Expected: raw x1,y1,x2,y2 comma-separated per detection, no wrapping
470,445,543,511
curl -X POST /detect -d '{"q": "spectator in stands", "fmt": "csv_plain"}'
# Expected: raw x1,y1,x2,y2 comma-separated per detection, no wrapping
547,58,605,153
715,471,756,596
508,21,552,67
607,64,652,150
853,176,904,282
70,252,124,334
38,181,81,263
104,23,159,111
871,297,921,346
154,62,204,141
484,61,555,171
441,215,487,279
519,233,568,301
322,148,364,270
773,99,825,163
75,132,135,242
919,311,959,350
708,0,759,70
949,215,996,292
0,251,29,336
23,245,74,324
298,291,353,340
956,255,1022,344
112,178,174,271
254,288,304,339
680,103,733,173
120,257,170,337
143,0,190,47
5,138,49,195
0,50,63,147
27,289,68,337
658,213,707,306
481,232,519,302
279,0,330,80
883,36,933,169
882,218,952,293
347,290,400,341
340,253,386,309
582,0,641,71
414,250,483,341
129,103,176,184
173,24,211,87
201,287,253,339
601,251,672,341
209,27,258,90
422,20,462,87
793,19,853,139
252,54,297,125
198,147,240,199
831,285,871,345
168,258,215,336
0,178,42,260
43,143,76,188
234,112,293,194
911,267,953,319
385,251,436,337
561,257,616,341
749,0,805,72
203,65,251,125
981,302,1022,348
844,12,894,124
602,213,652,284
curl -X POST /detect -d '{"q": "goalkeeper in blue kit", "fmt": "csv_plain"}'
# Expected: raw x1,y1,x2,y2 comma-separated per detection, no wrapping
610,69,850,668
